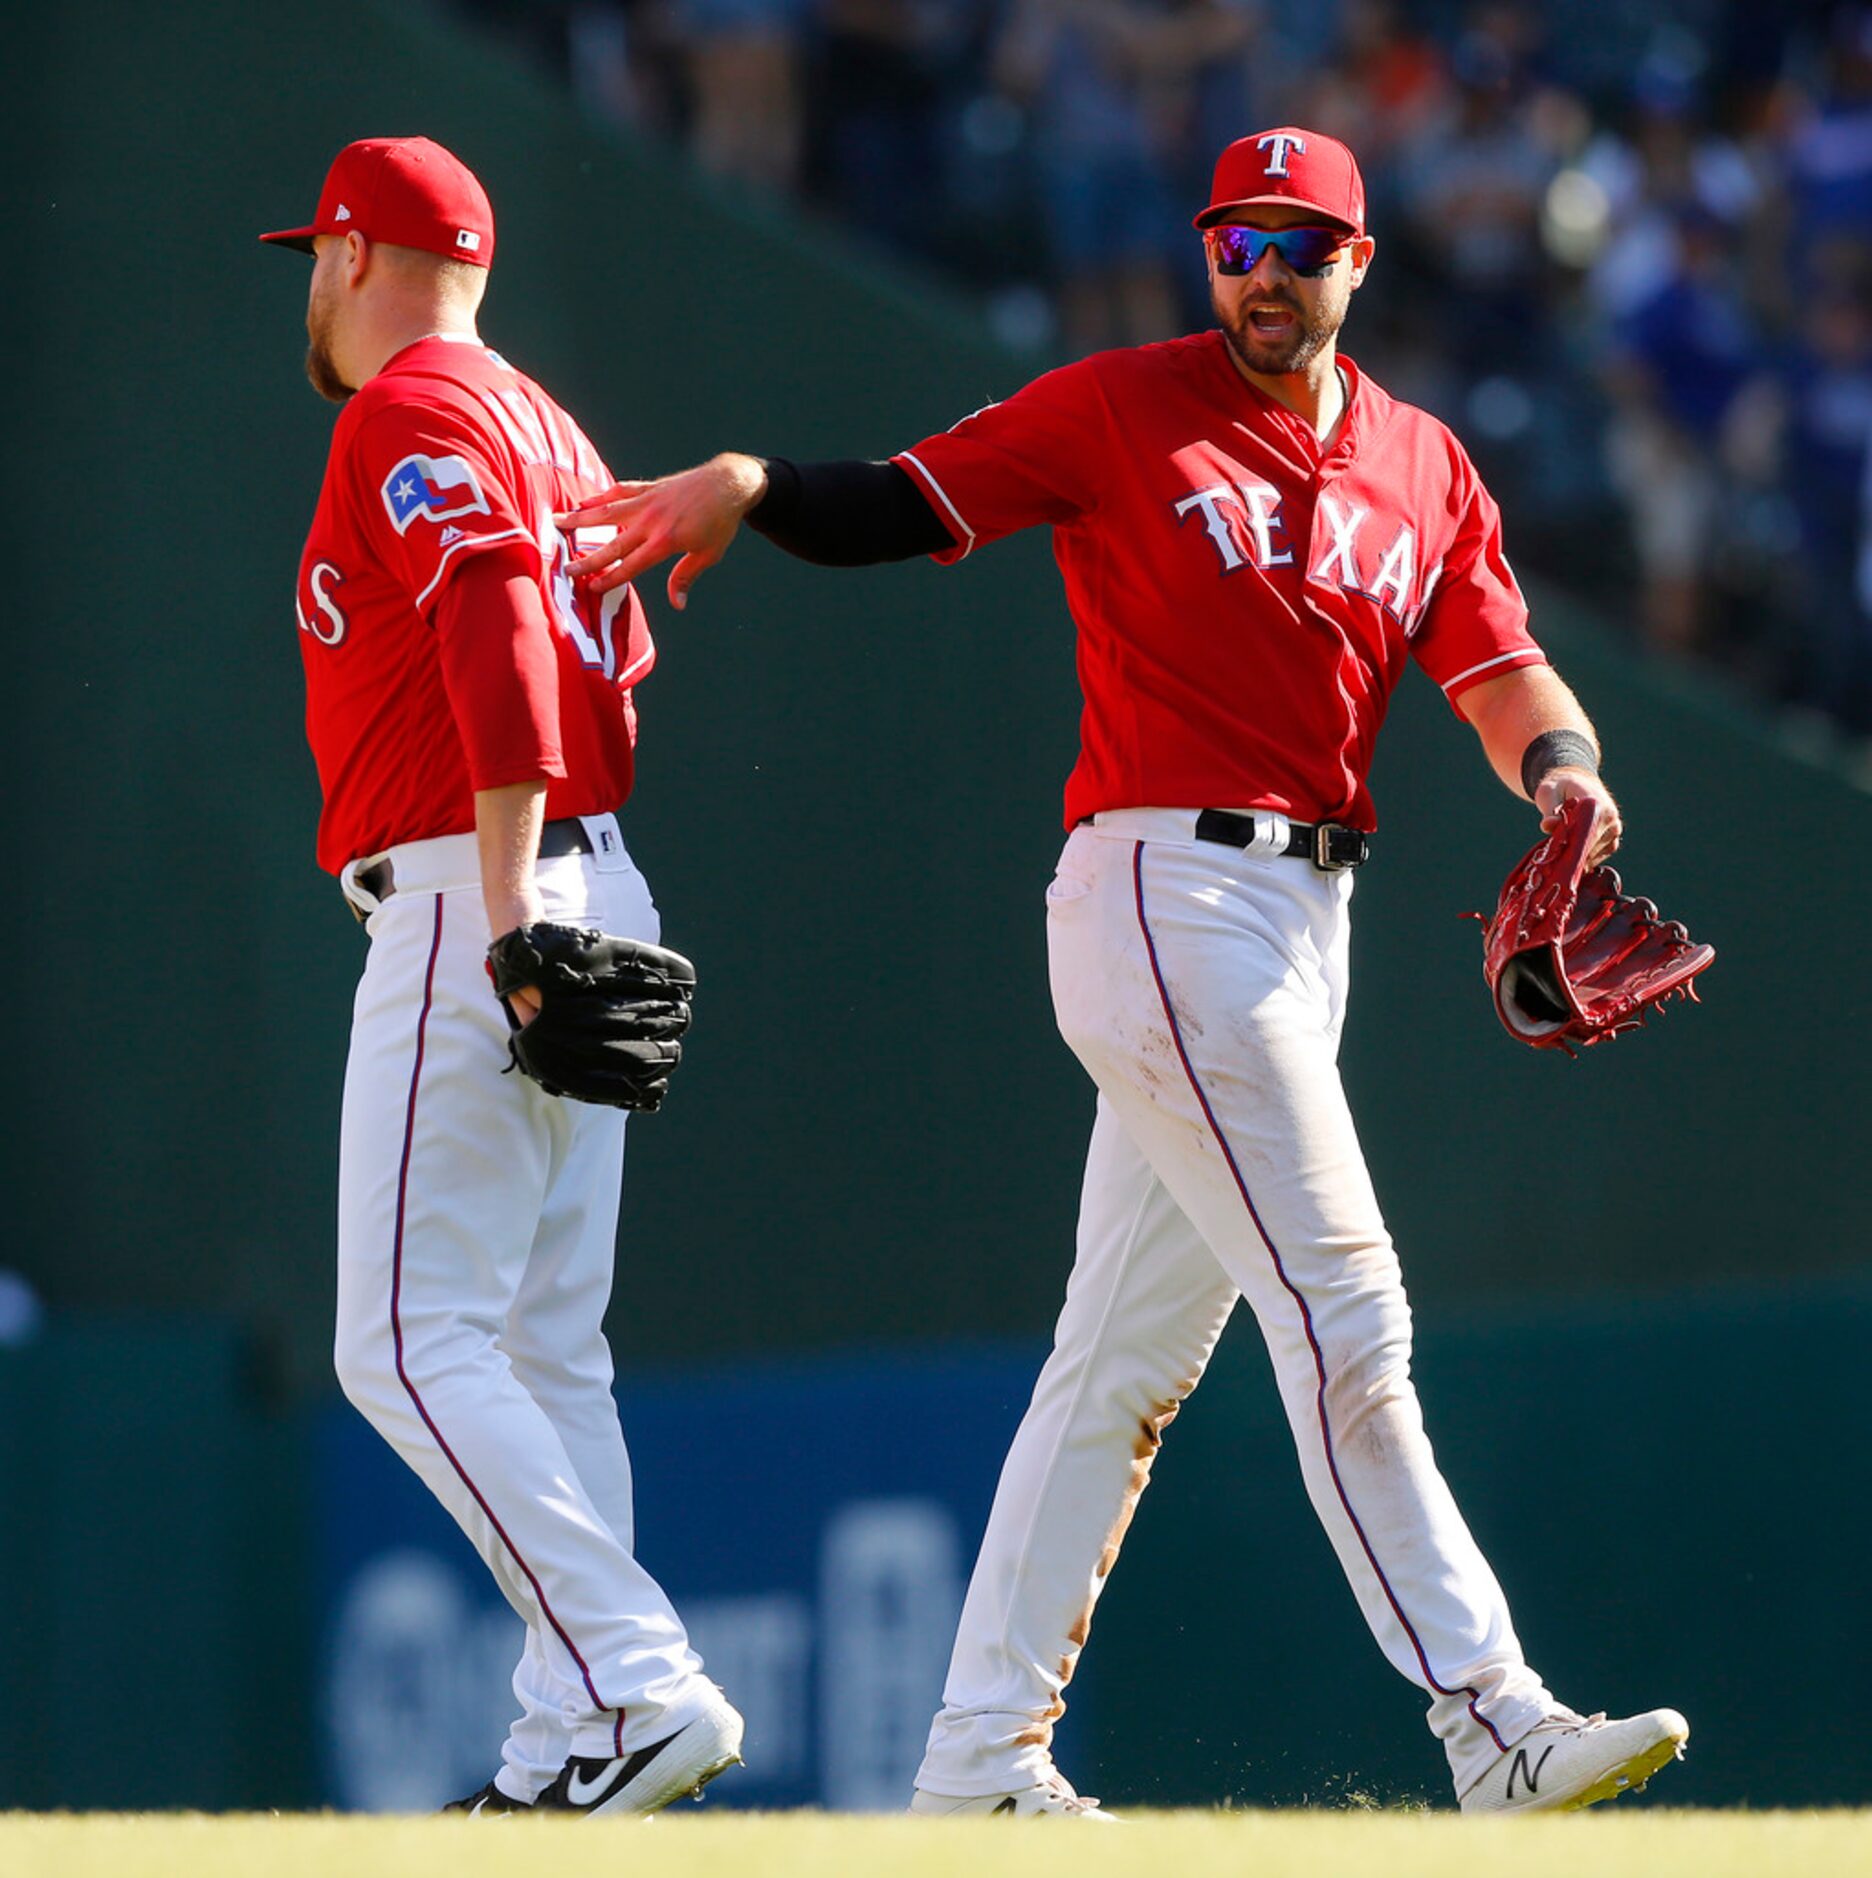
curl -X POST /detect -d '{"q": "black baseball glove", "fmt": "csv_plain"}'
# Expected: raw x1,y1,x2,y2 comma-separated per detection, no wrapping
487,922,695,1111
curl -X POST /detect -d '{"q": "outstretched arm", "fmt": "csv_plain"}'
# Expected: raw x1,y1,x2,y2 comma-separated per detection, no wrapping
558,454,950,609
1457,663,1623,865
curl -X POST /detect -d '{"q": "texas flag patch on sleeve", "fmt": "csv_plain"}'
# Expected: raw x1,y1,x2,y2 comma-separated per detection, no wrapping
381,453,492,534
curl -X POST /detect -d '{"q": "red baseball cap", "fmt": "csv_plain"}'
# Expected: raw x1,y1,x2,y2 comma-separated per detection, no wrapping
260,136,495,267
1194,127,1366,234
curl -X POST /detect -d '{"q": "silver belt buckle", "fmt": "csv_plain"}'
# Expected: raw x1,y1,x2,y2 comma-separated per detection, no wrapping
1313,824,1359,872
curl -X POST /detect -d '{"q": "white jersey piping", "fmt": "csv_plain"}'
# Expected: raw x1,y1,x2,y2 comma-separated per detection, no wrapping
1440,648,1545,694
897,452,977,561
413,524,535,612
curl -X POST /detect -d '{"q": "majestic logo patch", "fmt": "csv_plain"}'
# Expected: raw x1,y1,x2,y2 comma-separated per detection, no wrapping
381,453,491,534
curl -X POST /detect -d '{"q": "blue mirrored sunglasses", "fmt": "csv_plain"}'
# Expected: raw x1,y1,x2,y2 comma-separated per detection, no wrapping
1206,224,1350,278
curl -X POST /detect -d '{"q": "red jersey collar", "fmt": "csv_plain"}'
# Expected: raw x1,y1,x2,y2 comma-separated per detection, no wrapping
1205,331,1369,464
373,331,487,380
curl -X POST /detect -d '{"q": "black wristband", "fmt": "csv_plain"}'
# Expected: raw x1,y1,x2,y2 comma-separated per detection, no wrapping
1520,729,1599,799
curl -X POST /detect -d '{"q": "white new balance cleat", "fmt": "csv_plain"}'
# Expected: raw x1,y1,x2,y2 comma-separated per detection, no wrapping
537,1691,745,1817
1459,1706,1689,1814
910,1772,1119,1820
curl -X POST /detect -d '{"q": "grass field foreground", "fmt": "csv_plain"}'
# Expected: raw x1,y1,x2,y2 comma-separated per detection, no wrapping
6,1810,1872,1878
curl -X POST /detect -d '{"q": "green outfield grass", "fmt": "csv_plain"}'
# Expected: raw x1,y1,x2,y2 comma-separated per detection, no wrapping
5,1811,1872,1878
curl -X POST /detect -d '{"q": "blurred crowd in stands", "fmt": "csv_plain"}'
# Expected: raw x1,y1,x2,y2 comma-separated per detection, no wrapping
452,0,1872,755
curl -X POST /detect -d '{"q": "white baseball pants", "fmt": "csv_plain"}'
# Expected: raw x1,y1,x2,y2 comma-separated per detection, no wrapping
333,815,714,1794
918,811,1554,1801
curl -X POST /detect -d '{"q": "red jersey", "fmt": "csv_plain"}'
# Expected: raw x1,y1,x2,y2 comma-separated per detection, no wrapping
893,333,1543,830
294,335,653,874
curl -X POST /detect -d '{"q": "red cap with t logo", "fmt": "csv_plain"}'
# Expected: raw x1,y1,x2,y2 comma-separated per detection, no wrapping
1194,128,1366,234
260,136,495,267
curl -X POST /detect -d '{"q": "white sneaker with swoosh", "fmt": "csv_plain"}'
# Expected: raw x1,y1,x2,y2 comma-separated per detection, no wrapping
1459,1706,1690,1814
538,1692,745,1817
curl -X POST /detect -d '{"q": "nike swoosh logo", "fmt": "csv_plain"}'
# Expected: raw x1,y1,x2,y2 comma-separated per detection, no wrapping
560,1726,686,1810
564,1760,625,1807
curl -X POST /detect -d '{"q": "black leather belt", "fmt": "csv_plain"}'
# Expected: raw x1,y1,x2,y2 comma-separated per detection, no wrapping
350,817,598,913
1194,807,1372,872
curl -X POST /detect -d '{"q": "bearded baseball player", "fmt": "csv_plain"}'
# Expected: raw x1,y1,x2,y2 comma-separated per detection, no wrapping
265,136,742,1816
561,127,1689,1816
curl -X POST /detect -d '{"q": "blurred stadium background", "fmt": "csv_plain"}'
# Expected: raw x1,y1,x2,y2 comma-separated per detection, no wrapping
6,0,1870,1816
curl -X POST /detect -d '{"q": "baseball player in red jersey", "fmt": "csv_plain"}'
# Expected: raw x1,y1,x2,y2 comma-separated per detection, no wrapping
561,127,1689,1816
265,137,742,1816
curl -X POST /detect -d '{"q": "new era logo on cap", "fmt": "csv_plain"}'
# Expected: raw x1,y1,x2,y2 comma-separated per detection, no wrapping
1194,125,1367,234
259,137,496,267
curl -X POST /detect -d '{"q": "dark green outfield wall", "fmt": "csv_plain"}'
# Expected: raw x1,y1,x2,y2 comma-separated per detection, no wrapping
11,0,1867,1394
0,1319,309,1807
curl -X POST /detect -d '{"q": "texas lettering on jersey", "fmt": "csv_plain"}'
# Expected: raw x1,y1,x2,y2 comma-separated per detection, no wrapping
1172,466,1445,635
895,332,1542,830
297,560,350,646
295,336,654,873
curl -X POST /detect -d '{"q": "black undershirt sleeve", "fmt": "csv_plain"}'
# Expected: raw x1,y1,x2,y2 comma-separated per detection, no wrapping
745,457,954,566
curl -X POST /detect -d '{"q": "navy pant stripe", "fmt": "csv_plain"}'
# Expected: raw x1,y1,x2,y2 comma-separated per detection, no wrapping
1130,841,1503,1754
388,894,622,1748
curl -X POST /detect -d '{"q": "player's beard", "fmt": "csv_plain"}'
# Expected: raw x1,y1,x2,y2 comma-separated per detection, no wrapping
304,278,354,405
1213,277,1346,379
305,339,353,405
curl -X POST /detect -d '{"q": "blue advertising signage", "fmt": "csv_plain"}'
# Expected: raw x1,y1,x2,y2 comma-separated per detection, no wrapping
313,1342,1087,1810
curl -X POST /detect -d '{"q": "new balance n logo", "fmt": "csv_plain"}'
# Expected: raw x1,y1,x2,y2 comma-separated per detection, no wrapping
1506,1742,1556,1801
